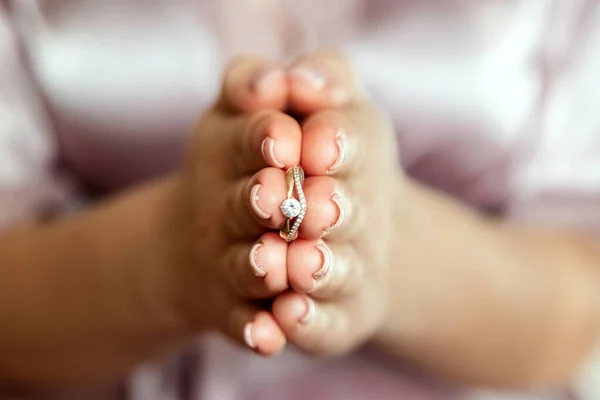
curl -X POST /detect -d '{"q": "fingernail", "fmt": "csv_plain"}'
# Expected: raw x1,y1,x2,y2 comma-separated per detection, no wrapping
261,137,285,169
322,192,345,237
243,322,257,349
299,297,316,324
313,239,334,279
251,68,285,93
288,67,327,91
327,130,348,175
250,184,271,220
249,243,266,278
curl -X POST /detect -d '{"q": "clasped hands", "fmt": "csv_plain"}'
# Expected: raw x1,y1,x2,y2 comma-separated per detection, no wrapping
162,52,400,358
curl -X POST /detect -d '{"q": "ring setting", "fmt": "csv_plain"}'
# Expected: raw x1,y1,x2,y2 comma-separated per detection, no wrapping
281,198,302,219
280,166,306,242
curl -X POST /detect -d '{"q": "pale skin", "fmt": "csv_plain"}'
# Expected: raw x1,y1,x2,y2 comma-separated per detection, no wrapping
0,53,598,394
278,54,600,389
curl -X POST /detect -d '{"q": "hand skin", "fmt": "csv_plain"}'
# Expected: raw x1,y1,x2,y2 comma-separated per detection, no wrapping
376,178,600,389
0,56,298,390
1,49,596,394
0,177,185,389
279,50,600,391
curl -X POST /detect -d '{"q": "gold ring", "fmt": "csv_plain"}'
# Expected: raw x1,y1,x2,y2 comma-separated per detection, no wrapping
280,166,306,242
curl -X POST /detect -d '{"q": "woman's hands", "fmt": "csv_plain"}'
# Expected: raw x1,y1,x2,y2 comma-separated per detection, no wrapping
163,51,600,391
244,53,600,390
271,53,402,356
280,54,600,389
161,57,299,356
1,51,596,390
156,52,403,359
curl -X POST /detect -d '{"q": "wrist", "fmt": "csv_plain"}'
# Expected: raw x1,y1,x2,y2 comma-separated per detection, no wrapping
373,178,507,383
375,178,600,387
0,174,198,385
119,174,198,341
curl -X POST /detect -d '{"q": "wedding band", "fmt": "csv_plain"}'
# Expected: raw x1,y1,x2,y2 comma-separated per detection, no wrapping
280,166,306,242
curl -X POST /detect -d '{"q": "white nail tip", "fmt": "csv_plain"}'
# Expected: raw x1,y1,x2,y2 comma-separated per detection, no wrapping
313,241,333,279
249,243,266,278
322,193,345,236
244,323,257,349
261,137,285,169
250,184,271,220
300,298,316,324
327,131,347,174
289,68,327,91
252,69,284,92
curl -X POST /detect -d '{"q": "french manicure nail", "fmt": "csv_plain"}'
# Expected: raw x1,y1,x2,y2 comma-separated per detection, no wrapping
244,322,257,349
289,67,327,91
249,243,266,278
299,297,316,324
327,131,348,174
251,68,285,93
313,239,334,279
322,192,345,237
261,137,285,168
250,184,271,220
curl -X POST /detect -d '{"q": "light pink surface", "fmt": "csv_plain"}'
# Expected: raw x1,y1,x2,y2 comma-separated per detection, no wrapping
0,0,599,399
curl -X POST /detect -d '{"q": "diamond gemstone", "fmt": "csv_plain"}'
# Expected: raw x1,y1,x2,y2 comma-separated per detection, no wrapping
281,198,302,218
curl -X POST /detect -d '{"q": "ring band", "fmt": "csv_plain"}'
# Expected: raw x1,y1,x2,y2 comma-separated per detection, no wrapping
280,166,306,242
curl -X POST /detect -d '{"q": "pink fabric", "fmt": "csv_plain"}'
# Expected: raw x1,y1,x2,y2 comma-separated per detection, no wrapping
1,0,599,399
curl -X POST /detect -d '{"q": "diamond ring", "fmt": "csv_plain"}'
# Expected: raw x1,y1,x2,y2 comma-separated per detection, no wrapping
280,166,306,242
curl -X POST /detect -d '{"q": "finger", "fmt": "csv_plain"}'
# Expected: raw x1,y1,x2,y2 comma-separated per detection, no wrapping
218,56,288,112
223,232,289,299
286,239,363,300
287,51,365,115
226,306,286,357
300,106,395,177
298,176,360,241
272,293,362,357
229,110,302,176
226,167,287,240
